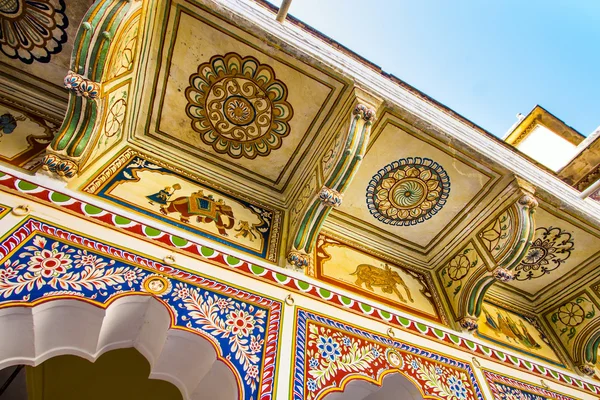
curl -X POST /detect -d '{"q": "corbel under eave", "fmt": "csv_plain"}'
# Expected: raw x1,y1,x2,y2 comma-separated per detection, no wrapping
41,0,140,180
287,97,380,272
457,181,538,332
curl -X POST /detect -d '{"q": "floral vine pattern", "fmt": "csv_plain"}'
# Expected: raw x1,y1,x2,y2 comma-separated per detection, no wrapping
185,53,293,159
366,157,450,226
0,218,281,400
478,208,515,262
0,169,599,397
0,0,69,64
514,227,574,281
294,309,482,400
440,244,481,304
484,370,576,400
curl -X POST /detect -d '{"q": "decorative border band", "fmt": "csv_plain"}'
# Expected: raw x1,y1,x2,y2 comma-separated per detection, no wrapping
0,169,597,396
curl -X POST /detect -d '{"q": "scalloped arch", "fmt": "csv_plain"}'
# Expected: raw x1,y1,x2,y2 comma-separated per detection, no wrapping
321,370,430,400
0,296,239,400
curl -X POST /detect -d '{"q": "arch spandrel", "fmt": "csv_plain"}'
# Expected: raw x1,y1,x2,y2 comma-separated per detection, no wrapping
0,216,281,400
292,308,483,400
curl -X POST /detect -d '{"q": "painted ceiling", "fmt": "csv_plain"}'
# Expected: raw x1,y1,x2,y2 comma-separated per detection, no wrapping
331,113,499,263
131,0,351,197
0,0,93,87
502,206,600,300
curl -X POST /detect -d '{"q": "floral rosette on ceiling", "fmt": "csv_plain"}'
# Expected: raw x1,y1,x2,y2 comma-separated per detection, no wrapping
185,52,294,159
366,157,450,226
0,0,69,64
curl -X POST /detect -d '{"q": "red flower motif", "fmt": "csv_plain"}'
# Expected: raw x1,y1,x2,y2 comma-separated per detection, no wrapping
226,310,255,337
0,267,18,280
27,249,71,278
247,364,259,379
124,270,137,282
250,339,262,354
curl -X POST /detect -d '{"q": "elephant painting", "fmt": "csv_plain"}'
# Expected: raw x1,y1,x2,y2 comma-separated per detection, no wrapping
159,190,235,236
350,263,414,303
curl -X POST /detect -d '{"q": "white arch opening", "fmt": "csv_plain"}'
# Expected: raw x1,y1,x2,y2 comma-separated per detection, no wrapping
0,295,239,400
323,372,426,400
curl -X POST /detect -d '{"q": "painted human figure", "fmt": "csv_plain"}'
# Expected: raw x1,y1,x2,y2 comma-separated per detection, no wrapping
234,220,257,242
147,183,181,206
148,278,165,293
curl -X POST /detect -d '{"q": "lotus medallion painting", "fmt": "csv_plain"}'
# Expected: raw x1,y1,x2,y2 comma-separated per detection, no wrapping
185,53,293,159
85,149,282,261
0,0,69,64
366,157,450,226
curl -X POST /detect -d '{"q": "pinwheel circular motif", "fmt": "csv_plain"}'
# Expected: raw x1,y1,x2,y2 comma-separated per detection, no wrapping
185,53,294,159
0,0,69,64
366,157,450,226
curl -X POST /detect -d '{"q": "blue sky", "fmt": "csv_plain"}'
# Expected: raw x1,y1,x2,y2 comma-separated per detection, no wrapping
267,0,600,137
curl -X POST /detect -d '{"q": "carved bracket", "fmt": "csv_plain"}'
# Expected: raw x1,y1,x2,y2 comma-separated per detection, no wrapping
286,95,380,271
42,0,140,180
439,179,537,332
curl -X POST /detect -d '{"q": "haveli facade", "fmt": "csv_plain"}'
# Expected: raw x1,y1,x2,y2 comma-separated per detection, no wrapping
0,0,600,399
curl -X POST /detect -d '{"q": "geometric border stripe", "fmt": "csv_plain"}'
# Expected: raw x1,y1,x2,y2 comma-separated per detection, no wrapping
0,170,597,396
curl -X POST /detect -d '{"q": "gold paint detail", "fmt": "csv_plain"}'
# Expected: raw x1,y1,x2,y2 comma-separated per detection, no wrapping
285,294,295,306
351,263,414,304
185,53,293,159
11,204,30,216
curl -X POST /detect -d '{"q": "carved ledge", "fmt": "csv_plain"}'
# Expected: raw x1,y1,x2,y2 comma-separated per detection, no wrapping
492,267,514,283
41,154,79,179
318,186,343,208
64,71,101,100
459,317,478,332
518,193,539,210
578,363,596,377
353,103,376,122
287,249,311,271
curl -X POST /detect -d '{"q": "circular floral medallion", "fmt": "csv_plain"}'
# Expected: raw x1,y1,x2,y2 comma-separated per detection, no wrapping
0,0,69,64
366,157,450,226
104,98,127,137
385,348,403,368
557,302,584,327
185,52,293,159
